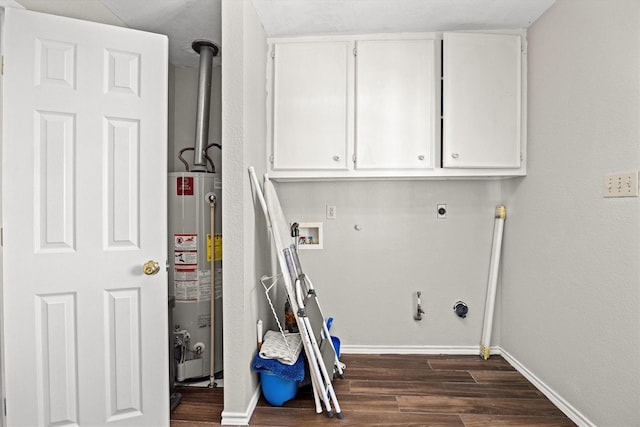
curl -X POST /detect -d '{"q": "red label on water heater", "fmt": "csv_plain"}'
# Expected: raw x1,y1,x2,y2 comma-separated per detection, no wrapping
177,177,194,195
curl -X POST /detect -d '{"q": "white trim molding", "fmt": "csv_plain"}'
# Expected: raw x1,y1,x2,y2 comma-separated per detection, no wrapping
220,384,261,426
341,344,501,355
0,1,24,9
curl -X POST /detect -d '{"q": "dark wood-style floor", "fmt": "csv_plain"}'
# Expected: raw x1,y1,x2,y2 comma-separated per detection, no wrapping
171,354,577,426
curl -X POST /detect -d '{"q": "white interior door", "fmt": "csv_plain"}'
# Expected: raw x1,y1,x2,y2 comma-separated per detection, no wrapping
2,8,169,426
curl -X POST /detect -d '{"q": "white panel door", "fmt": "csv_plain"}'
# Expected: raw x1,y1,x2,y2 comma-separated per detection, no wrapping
355,39,436,170
2,8,169,426
442,32,522,168
271,41,352,171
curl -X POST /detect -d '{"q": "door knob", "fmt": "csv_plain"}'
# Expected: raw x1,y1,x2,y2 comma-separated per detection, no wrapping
143,260,160,275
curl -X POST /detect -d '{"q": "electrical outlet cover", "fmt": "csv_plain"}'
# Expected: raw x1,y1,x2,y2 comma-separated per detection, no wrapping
326,205,336,219
604,172,639,198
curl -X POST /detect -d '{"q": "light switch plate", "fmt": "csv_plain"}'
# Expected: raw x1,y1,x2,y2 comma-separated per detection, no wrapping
604,172,639,198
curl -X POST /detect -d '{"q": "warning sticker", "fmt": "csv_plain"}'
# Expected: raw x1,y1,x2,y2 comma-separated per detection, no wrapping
175,234,197,250
198,270,211,302
197,314,211,328
175,268,197,281
214,234,222,261
174,267,199,301
214,267,223,300
175,250,198,266
177,177,194,196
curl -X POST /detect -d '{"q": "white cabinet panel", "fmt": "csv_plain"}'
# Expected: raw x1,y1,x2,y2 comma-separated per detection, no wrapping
355,39,436,170
271,41,351,170
443,32,522,168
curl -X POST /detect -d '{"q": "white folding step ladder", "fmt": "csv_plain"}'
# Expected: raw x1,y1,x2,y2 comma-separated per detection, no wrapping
249,167,343,419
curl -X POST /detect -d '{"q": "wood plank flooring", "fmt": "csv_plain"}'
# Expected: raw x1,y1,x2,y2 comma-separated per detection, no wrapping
171,354,576,426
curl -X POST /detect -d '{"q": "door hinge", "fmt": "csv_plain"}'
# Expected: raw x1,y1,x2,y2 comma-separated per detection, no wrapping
271,49,275,59
4,397,6,416
353,47,357,57
269,155,274,164
352,154,357,164
1,56,4,76
1,227,3,247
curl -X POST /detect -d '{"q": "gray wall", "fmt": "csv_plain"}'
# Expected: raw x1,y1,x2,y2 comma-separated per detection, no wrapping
220,0,271,421
277,180,503,348
501,0,640,425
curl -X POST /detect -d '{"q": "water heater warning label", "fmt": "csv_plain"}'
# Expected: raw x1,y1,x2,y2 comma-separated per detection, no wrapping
175,234,197,249
175,250,197,265
174,268,198,301
176,177,194,195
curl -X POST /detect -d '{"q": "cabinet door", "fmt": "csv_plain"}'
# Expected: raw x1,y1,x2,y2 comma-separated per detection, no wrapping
355,39,436,169
442,33,522,168
271,41,351,170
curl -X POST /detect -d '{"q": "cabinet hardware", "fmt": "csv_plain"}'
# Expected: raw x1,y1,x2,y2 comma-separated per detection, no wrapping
451,153,459,159
418,155,425,161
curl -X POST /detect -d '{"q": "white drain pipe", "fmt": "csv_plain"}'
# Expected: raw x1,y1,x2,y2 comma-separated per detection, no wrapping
480,205,506,360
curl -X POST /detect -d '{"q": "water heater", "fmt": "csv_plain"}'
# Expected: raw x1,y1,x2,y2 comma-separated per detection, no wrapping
168,172,223,381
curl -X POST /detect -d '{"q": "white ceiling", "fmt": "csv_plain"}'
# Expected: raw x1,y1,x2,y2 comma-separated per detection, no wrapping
11,0,555,67
252,0,556,37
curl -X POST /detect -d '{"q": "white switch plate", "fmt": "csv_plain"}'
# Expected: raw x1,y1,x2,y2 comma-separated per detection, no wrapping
604,171,639,198
326,205,336,219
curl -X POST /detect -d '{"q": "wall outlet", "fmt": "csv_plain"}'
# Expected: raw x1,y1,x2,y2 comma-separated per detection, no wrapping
326,205,337,219
437,204,447,219
604,172,639,198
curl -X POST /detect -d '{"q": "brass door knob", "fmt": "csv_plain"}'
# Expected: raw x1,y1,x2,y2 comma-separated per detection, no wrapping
143,260,160,275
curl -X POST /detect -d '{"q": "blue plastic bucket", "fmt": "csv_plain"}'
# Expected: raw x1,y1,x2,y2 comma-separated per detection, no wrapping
331,336,341,358
259,371,298,406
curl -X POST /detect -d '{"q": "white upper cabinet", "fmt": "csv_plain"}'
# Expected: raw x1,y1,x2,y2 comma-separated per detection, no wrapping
271,41,352,171
267,31,526,179
355,39,437,170
442,32,523,169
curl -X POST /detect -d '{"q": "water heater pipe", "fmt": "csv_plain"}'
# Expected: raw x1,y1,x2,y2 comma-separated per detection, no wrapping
208,193,217,387
480,205,506,360
192,40,219,170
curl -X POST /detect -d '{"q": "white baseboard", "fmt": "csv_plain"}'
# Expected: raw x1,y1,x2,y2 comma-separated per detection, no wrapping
220,383,261,426
497,348,594,427
341,344,500,355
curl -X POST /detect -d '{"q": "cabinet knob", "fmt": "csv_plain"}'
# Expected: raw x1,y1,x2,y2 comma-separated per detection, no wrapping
333,155,340,162
418,155,425,161
451,153,459,159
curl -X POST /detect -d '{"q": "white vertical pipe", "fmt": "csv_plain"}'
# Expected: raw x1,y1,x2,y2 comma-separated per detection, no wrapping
480,205,506,360
209,196,217,386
